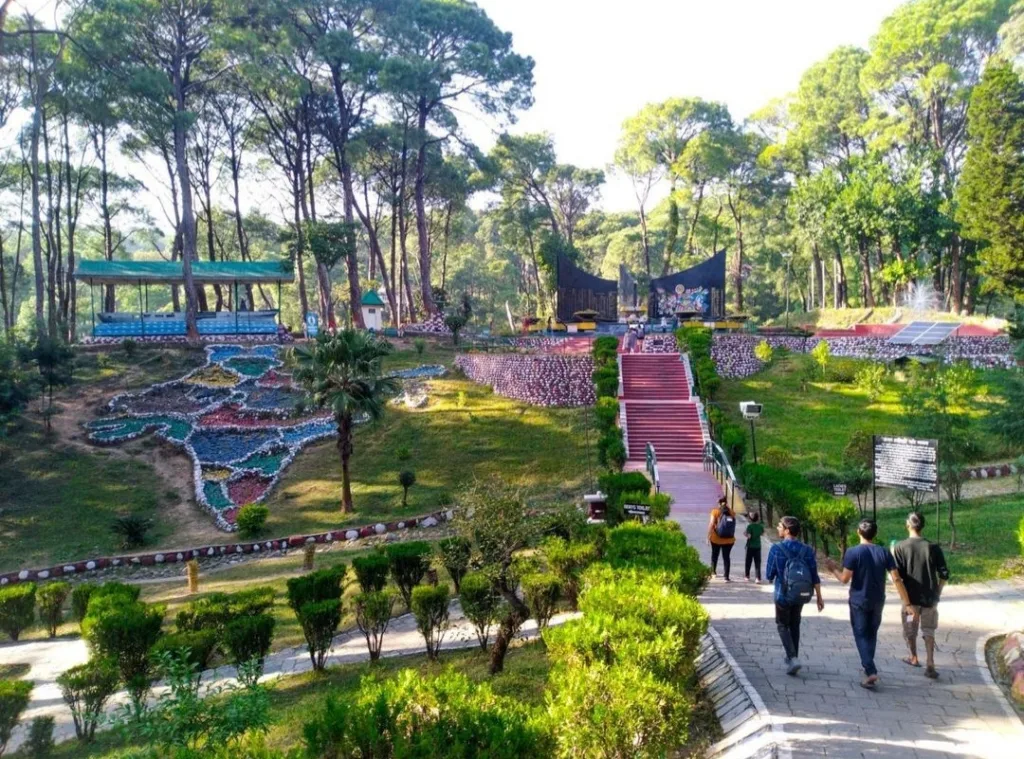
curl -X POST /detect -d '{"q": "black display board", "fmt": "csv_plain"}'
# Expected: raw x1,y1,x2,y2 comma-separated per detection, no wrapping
556,254,617,322
872,436,938,492
648,250,727,320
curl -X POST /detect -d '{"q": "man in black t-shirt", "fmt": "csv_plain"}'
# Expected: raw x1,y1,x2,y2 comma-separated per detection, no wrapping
893,512,949,680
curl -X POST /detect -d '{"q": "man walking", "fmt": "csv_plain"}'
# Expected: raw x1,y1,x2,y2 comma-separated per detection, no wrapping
825,519,912,689
893,512,949,679
765,516,824,675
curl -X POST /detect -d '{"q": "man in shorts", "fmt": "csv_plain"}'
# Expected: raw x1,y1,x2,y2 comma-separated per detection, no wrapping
893,512,949,679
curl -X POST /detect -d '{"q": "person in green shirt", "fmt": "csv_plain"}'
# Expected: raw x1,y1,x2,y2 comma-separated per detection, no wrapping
744,512,764,583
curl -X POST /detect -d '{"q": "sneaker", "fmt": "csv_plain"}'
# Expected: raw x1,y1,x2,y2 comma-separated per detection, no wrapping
786,658,802,676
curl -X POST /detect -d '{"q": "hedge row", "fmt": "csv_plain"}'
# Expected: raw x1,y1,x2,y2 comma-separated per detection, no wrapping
592,336,625,471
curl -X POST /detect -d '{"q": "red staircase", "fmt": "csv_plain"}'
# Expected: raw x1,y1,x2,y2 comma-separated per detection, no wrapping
619,353,705,463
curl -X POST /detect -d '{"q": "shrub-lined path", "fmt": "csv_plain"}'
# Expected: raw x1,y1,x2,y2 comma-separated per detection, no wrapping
0,602,577,753
665,467,1024,758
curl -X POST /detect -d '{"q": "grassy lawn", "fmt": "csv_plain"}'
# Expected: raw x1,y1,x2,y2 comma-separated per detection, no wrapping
263,376,596,536
29,643,550,759
716,353,1017,471
846,493,1024,584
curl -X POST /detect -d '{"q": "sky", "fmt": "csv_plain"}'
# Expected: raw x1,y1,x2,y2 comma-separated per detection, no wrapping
8,0,909,224
471,0,906,211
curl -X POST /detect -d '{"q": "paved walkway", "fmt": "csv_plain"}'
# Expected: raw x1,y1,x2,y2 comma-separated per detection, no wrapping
664,470,1024,758
0,602,577,753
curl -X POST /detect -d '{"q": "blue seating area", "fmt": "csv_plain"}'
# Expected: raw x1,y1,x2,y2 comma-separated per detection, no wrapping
93,313,278,338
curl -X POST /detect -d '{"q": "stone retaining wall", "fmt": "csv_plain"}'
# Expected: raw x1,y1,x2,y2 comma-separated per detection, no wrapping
455,353,595,407
0,509,452,587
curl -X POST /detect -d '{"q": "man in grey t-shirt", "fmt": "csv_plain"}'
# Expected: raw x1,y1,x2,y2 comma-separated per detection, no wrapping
893,512,949,679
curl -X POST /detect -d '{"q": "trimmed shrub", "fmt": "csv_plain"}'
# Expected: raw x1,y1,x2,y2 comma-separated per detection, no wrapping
150,629,219,674
522,573,561,631
385,541,432,606
0,679,32,755
398,470,416,506
352,552,390,593
547,660,690,759
597,428,627,471
70,584,96,625
592,365,619,399
541,503,589,542
459,572,497,651
828,357,860,383
1018,514,1024,558
594,396,619,430
36,581,71,638
173,587,273,635
804,466,843,493
286,565,346,614
236,503,269,537
437,537,472,593
592,335,619,366
542,537,598,610
411,584,450,661
355,590,397,662
719,423,747,466
604,523,709,596
0,584,36,641
82,597,164,708
88,581,140,606
297,599,342,672
25,714,55,758
56,659,119,742
223,613,276,683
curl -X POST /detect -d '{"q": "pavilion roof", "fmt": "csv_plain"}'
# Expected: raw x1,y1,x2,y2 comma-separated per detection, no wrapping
76,259,294,285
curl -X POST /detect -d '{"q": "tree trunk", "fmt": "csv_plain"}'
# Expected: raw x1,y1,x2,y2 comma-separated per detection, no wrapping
857,236,875,308
727,192,744,311
338,150,364,329
29,64,45,333
684,182,706,258
948,234,963,314
173,74,200,339
661,177,679,276
488,579,529,675
638,202,652,278
291,172,310,322
338,415,354,513
811,242,824,311
413,105,437,315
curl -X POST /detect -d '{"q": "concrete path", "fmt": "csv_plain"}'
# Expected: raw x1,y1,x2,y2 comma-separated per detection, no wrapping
0,602,577,753
664,469,1024,758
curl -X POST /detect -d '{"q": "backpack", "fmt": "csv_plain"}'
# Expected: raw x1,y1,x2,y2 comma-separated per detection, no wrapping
780,542,814,606
715,510,736,539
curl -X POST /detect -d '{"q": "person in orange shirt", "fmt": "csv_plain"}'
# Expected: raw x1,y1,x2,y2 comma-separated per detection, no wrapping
707,496,737,581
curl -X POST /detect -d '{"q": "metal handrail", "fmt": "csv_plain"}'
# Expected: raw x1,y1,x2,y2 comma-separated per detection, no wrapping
703,439,739,511
646,442,660,494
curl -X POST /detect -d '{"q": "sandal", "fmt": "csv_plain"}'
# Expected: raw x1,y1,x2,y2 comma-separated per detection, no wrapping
860,675,879,689
901,657,921,667
924,668,939,679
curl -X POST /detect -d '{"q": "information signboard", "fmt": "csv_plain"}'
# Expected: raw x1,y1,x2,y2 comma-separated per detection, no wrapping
872,436,938,493
832,483,847,497
623,503,651,520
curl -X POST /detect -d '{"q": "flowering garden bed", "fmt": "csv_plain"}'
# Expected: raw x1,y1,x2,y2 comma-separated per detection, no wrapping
86,344,445,530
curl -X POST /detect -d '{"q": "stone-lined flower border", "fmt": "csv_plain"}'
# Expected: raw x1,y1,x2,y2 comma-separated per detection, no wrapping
0,510,453,587
966,463,1020,480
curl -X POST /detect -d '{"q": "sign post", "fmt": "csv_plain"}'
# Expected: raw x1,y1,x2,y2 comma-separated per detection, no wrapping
623,503,651,523
871,435,939,523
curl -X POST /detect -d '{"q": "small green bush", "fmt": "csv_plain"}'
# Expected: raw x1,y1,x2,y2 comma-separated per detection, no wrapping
82,597,164,708
223,613,276,682
411,584,450,661
150,629,219,674
286,565,346,614
413,338,426,356
855,362,886,399
437,537,472,593
25,714,54,758
719,423,747,466
754,340,774,364
355,590,397,661
110,514,153,549
597,428,626,471
542,537,598,610
604,523,710,597
56,659,119,742
804,466,843,493
522,573,561,631
844,429,874,469
352,552,390,593
0,583,36,641
811,340,831,377
297,599,342,671
459,572,497,651
0,679,33,755
385,541,432,606
759,446,793,469
1016,514,1024,559
36,581,71,638
70,584,96,625
236,503,270,537
828,357,860,383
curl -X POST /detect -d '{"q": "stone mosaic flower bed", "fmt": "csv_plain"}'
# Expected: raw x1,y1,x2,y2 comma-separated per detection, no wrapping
86,344,445,530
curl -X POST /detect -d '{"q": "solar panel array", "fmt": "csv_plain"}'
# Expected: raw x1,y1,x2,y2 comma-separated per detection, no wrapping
888,321,962,346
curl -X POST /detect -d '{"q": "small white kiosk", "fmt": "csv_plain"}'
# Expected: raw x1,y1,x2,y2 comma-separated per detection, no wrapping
361,290,386,331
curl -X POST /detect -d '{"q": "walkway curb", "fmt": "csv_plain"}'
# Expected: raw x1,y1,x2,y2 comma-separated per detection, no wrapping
702,626,790,759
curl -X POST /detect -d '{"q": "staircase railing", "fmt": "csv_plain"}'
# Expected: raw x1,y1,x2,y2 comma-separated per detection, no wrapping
646,442,660,494
703,440,739,511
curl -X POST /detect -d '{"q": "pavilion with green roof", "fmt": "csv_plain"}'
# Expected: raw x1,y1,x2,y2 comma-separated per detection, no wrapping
75,259,294,339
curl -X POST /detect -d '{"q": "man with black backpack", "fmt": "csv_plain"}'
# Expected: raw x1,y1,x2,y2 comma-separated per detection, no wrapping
707,497,737,581
765,516,824,676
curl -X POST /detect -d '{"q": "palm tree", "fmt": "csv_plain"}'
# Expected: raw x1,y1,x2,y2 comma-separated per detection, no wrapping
293,330,400,512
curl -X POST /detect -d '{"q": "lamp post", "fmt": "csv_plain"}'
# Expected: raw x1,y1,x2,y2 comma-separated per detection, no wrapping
782,252,793,331
740,401,762,464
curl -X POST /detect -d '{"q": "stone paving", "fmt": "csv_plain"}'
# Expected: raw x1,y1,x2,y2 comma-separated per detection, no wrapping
0,600,577,753
669,485,1024,759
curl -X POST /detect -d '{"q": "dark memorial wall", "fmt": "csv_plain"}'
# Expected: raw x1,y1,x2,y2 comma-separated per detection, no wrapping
648,250,727,320
556,255,618,322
